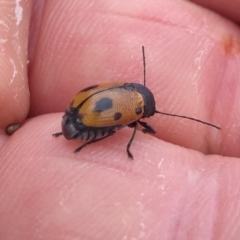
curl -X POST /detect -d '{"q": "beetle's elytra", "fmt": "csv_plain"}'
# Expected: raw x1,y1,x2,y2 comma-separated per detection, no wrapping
53,46,220,159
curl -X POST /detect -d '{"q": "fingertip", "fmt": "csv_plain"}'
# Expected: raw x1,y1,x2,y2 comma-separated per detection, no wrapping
0,1,32,129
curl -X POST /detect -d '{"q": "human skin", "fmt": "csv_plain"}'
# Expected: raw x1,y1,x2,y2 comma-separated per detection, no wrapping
0,0,240,239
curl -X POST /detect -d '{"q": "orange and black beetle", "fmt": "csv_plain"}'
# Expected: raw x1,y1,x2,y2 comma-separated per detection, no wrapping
54,82,157,158
53,47,220,159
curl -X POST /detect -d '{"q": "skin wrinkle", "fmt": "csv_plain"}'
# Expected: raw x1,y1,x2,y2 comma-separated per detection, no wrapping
28,0,46,66
97,7,240,49
191,40,213,133
97,10,195,32
96,7,232,43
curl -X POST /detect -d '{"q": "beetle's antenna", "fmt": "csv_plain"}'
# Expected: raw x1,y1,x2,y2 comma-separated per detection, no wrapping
142,46,220,130
155,110,221,129
142,46,146,86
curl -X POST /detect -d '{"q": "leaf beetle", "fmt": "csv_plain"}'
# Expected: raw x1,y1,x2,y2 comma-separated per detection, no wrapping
53,46,220,159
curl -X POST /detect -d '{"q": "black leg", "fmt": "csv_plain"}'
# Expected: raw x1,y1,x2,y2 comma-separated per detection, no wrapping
53,132,63,137
138,120,156,134
126,122,138,159
74,131,115,153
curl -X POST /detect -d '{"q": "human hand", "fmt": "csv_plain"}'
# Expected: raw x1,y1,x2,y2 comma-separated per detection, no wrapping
0,1,240,239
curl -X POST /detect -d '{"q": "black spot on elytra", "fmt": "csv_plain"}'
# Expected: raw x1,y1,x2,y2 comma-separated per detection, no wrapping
94,97,113,112
135,107,142,115
114,112,122,121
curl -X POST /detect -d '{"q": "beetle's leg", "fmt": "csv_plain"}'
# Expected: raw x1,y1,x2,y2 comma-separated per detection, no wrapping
138,120,156,134
53,132,63,137
126,122,138,159
74,131,115,153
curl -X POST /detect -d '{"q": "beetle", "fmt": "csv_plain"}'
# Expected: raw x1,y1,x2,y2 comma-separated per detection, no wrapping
53,46,220,159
